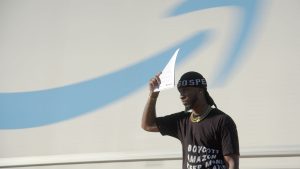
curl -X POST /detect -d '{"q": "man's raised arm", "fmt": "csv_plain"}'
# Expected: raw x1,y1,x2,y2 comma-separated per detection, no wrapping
141,73,161,132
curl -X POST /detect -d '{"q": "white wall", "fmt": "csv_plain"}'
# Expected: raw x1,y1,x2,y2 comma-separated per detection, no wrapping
0,0,300,168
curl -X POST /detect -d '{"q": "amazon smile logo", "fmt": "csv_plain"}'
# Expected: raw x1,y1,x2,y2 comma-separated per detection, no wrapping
0,0,262,129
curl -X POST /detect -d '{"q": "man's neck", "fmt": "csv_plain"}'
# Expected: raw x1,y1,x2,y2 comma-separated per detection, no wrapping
192,102,210,116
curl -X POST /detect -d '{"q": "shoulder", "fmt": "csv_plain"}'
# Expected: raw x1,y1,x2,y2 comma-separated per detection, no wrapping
160,111,190,119
210,108,233,119
208,108,237,126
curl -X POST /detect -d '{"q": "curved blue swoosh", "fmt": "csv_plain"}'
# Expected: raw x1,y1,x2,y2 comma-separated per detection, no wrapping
1,0,263,129
0,31,211,129
169,0,262,86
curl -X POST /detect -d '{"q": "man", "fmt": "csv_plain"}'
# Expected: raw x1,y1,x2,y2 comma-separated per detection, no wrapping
141,71,239,169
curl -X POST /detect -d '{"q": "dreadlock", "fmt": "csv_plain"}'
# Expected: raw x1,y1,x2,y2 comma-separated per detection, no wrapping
204,90,217,108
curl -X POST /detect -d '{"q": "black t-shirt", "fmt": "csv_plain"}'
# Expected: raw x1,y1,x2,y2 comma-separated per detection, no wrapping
156,108,239,169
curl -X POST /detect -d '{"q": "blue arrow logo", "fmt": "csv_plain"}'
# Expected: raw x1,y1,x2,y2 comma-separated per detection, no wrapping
0,0,262,129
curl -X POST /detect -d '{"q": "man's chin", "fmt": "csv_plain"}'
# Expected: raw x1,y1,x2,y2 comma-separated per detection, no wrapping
184,105,192,112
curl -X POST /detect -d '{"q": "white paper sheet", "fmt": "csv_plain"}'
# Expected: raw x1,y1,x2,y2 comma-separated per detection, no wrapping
154,48,180,92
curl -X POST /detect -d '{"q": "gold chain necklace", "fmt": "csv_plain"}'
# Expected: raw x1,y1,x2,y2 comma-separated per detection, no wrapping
190,106,212,123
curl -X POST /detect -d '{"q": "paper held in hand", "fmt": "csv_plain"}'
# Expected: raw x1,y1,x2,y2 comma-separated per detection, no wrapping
154,48,180,92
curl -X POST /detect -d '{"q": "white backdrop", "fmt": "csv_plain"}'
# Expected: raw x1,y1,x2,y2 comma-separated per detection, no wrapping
0,0,300,167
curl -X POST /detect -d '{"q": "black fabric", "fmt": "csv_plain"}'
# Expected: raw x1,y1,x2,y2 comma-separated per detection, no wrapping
156,109,239,169
177,71,207,89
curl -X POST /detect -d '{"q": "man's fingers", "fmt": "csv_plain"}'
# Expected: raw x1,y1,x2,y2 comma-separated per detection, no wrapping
149,78,158,88
148,72,162,91
154,76,160,85
155,72,162,84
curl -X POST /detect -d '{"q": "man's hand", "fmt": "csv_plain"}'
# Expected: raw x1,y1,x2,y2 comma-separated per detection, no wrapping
148,72,161,98
224,154,239,169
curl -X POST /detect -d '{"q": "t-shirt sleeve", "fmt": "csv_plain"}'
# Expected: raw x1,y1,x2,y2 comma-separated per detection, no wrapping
155,112,184,139
220,115,240,156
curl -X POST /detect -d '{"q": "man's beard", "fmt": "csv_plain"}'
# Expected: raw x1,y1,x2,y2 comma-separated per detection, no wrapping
184,95,198,112
185,105,191,112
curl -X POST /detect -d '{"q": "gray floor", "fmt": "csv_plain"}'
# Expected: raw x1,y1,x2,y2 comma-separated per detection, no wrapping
2,157,300,169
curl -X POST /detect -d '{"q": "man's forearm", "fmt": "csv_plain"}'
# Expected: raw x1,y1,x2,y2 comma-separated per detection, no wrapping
141,92,159,132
